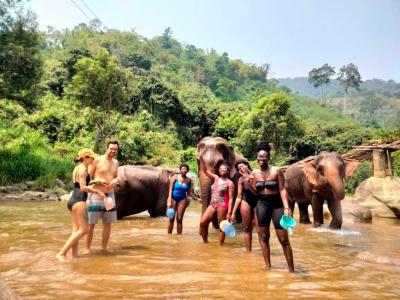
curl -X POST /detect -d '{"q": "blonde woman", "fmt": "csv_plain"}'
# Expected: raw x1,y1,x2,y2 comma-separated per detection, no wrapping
56,148,105,262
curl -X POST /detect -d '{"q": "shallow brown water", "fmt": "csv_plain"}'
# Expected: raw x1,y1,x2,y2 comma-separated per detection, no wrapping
0,200,399,299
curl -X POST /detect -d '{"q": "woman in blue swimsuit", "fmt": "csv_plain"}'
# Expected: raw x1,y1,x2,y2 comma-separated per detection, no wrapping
167,164,201,234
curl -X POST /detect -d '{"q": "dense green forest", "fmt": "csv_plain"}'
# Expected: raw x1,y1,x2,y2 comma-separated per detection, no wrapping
1,0,399,192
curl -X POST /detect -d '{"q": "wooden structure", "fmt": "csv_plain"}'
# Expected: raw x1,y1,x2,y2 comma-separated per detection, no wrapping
342,138,400,177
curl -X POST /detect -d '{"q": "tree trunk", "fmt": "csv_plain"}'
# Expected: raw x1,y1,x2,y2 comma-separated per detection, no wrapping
343,90,347,114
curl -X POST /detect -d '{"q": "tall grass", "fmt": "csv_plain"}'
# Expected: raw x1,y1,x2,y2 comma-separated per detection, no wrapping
0,148,73,186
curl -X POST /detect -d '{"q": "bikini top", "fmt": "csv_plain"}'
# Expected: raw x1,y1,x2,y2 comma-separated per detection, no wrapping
255,180,279,191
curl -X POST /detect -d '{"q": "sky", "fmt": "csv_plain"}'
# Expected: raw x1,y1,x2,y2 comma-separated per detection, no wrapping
28,0,400,81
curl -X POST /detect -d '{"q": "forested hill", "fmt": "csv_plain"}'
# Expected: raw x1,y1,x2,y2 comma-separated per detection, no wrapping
1,0,399,190
278,77,400,129
278,77,400,98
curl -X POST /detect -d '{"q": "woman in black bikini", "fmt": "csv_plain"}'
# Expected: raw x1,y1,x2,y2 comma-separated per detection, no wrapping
230,159,258,252
56,148,104,262
250,142,294,272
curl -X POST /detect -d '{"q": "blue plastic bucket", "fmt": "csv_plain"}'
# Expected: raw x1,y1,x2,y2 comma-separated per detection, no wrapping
166,208,175,218
223,223,236,238
279,215,297,235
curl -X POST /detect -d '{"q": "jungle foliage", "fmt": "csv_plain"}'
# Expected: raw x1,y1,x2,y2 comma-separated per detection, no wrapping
0,0,398,192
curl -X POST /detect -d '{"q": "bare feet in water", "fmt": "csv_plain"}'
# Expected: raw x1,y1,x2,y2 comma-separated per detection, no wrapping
56,253,68,262
81,248,91,255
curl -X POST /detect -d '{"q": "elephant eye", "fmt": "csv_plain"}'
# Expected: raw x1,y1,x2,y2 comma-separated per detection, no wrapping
317,166,324,175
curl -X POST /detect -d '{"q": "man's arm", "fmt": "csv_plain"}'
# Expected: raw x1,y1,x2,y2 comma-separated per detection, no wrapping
78,167,106,200
109,161,120,188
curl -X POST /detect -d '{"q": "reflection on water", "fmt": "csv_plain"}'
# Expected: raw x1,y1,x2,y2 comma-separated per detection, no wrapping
1,201,400,299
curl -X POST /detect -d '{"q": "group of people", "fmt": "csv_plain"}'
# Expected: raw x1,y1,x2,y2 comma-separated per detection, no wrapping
166,142,294,272
58,140,294,273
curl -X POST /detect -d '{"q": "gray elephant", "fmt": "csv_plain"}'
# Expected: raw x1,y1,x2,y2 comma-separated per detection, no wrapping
284,152,360,229
115,165,176,219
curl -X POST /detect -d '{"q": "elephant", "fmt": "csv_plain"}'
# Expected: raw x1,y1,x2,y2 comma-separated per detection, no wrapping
115,165,176,219
284,152,360,229
197,137,247,225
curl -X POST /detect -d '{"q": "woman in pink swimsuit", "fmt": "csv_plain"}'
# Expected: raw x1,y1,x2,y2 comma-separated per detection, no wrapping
199,158,234,245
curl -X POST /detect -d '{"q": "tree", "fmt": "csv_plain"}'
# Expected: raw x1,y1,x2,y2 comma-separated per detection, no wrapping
65,49,132,151
336,63,362,113
159,27,173,49
235,92,305,159
260,63,271,80
308,64,335,102
178,83,220,145
64,48,92,80
0,0,42,106
128,75,185,126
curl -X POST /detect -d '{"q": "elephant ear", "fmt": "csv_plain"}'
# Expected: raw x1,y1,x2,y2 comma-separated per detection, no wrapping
344,159,361,179
300,161,318,187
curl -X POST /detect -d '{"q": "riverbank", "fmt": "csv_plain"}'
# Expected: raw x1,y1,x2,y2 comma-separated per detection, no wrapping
0,182,69,202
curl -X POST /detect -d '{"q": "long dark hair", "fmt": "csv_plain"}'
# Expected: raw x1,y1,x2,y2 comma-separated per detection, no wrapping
234,159,252,172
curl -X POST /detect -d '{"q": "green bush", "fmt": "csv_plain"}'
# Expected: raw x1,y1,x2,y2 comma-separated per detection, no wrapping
178,147,198,173
344,161,372,194
0,147,72,185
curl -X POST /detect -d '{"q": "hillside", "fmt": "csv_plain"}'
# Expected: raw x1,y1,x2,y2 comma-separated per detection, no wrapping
279,77,400,129
278,77,400,98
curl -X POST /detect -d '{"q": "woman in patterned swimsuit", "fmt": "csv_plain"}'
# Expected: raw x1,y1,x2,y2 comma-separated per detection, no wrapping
199,158,234,245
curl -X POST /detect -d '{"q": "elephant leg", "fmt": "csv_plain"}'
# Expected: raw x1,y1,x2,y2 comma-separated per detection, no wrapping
298,203,311,224
327,198,343,229
148,207,159,218
311,195,324,227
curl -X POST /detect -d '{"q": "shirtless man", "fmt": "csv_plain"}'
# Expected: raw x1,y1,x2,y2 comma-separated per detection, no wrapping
84,140,120,253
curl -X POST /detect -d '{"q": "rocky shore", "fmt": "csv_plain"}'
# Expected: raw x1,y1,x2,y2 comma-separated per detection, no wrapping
0,180,70,202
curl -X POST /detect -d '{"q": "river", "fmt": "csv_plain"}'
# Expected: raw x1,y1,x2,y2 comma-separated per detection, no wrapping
0,200,399,299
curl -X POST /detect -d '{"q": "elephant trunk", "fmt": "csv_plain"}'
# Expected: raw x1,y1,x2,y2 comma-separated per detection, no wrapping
327,176,345,201
199,174,213,213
